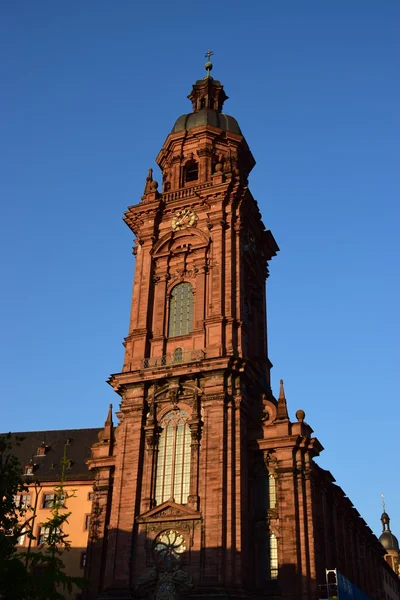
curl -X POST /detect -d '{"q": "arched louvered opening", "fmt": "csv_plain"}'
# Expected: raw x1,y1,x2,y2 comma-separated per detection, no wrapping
184,160,198,183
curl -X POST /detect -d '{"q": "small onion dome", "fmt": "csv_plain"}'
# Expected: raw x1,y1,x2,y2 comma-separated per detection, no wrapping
172,108,242,135
379,530,400,552
381,511,390,526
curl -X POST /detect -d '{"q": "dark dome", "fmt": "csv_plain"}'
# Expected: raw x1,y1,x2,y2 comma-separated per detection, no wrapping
172,108,241,135
379,531,400,552
381,511,390,525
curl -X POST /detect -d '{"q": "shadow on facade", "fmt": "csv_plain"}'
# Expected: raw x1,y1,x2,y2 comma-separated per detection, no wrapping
15,545,88,600
83,527,317,600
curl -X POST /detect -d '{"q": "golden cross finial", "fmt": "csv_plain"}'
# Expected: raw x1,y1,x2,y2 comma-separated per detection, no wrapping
205,49,214,76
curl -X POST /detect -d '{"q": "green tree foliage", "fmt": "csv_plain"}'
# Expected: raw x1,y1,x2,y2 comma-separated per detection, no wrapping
0,434,84,599
0,433,34,598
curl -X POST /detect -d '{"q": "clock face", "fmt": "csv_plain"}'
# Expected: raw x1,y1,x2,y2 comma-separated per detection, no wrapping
171,208,197,231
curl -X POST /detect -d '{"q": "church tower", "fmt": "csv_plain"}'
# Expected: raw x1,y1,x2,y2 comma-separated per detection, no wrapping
86,58,298,599
379,503,400,576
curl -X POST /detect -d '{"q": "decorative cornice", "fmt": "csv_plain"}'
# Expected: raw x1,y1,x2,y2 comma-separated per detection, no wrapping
137,500,201,524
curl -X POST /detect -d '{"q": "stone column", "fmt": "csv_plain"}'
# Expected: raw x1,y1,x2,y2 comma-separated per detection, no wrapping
141,421,160,513
187,419,201,511
102,395,145,592
199,392,225,586
84,467,113,600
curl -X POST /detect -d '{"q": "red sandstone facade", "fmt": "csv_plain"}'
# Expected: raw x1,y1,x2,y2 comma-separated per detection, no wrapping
83,69,400,600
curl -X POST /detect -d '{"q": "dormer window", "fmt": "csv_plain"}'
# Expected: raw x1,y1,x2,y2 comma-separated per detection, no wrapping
184,160,198,183
24,465,34,476
36,444,47,456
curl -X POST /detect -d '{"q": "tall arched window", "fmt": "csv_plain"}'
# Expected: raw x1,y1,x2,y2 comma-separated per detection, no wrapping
184,160,198,183
168,283,194,337
268,473,276,509
155,410,191,505
270,534,278,579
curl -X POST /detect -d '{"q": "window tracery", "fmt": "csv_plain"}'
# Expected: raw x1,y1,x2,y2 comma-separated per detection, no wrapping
153,530,186,571
155,410,191,505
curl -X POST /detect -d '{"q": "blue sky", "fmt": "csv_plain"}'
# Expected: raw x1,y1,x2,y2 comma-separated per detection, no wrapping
1,1,399,540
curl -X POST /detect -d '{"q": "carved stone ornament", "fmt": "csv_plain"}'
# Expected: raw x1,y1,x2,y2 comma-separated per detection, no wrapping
145,429,160,451
172,268,198,281
154,507,186,519
264,450,278,468
261,394,277,426
137,500,201,524
147,521,191,536
167,389,179,410
135,565,192,599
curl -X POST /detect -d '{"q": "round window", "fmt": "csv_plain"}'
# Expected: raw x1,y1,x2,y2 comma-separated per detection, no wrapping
153,530,186,571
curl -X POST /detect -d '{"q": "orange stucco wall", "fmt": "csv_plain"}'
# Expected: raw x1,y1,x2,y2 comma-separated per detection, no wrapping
17,480,93,600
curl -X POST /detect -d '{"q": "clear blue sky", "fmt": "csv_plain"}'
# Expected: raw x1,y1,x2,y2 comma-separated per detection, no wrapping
1,1,399,540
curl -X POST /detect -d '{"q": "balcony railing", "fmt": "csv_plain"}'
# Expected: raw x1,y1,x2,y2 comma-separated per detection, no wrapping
141,349,205,370
162,182,213,203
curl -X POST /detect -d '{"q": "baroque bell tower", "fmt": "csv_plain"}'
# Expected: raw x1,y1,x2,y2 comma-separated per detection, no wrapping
86,57,285,600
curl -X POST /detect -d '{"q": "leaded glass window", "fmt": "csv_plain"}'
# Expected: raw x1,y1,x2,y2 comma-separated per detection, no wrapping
268,473,276,509
168,283,194,337
155,410,191,505
173,347,183,363
270,534,278,579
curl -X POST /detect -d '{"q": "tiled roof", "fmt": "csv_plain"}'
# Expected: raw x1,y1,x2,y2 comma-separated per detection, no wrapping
2,428,101,482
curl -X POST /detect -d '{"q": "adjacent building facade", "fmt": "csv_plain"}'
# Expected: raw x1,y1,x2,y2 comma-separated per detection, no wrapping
7,65,400,599
8,427,100,599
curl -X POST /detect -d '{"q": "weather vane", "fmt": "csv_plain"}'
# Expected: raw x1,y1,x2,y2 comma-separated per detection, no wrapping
205,49,214,76
381,493,386,512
